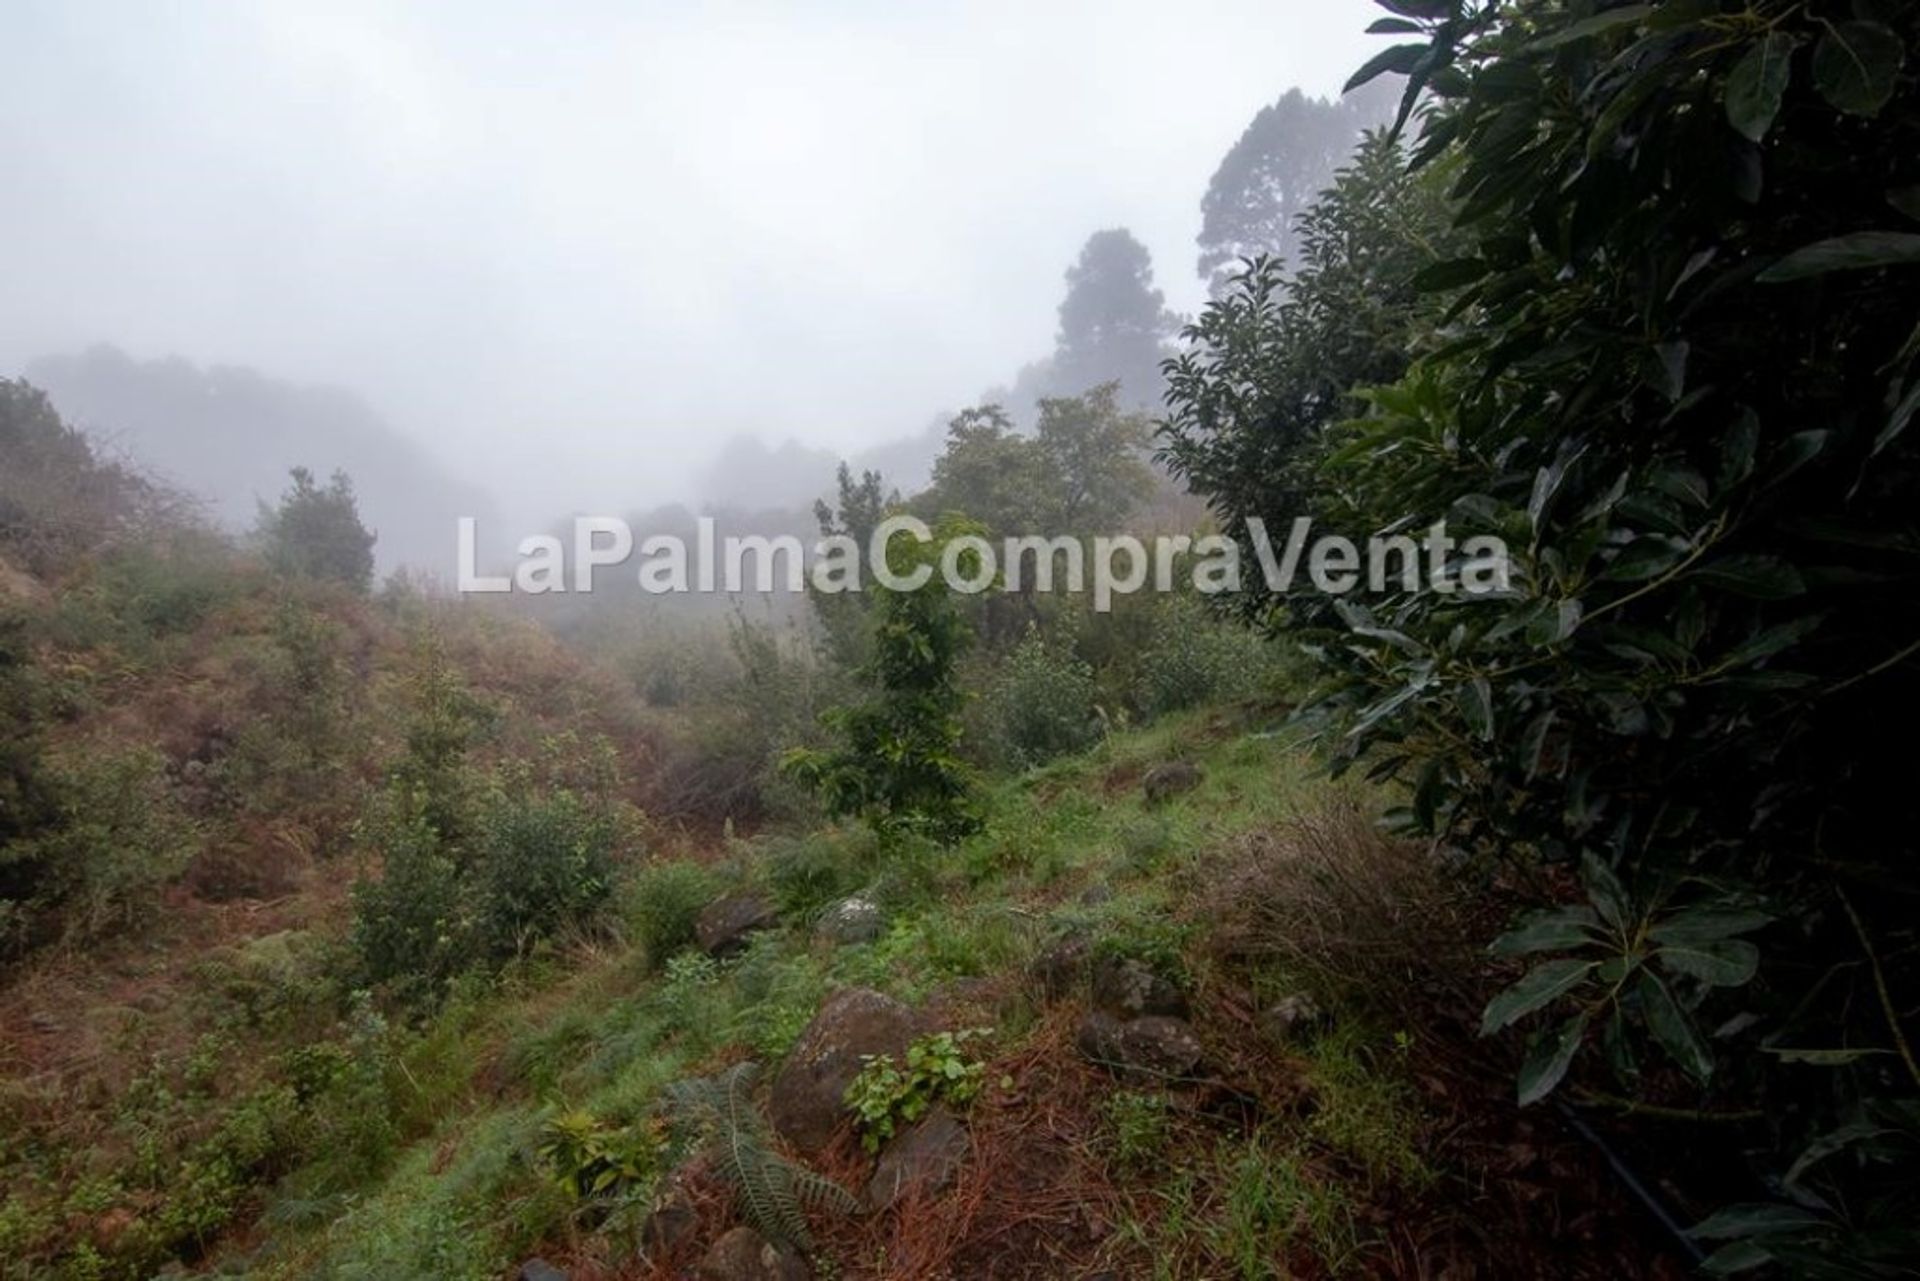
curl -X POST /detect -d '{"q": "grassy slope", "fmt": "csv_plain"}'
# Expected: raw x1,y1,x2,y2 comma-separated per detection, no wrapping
222,709,1673,1281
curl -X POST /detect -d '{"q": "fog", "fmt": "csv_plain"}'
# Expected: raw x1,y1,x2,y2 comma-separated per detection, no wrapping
1,0,1384,563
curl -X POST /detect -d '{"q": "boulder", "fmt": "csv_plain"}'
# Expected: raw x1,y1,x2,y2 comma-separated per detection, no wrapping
1090,954,1189,1021
817,896,885,945
696,1227,810,1281
1076,1012,1204,1083
770,987,915,1154
1258,993,1327,1045
696,892,780,958
1142,761,1203,805
1028,933,1092,1002
864,1105,970,1212
517,1260,568,1281
639,1177,699,1260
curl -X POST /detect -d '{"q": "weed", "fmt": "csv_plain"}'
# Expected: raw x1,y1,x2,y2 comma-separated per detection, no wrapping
1101,1090,1171,1174
845,1028,989,1153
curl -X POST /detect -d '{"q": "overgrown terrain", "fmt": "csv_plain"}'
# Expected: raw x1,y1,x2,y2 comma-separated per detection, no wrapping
5,2,1919,1278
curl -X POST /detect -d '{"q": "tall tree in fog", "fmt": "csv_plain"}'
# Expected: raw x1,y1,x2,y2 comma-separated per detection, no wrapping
257,466,377,593
1196,83,1394,294
1051,229,1178,409
1033,383,1153,531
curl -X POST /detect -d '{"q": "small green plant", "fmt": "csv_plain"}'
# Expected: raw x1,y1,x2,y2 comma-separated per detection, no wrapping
844,1028,989,1153
1101,1090,1171,1173
536,1107,663,1200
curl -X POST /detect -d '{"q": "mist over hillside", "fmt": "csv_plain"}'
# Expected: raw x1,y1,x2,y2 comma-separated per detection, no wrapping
26,345,498,577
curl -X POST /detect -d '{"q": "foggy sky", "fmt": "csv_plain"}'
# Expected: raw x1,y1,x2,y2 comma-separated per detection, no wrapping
1,0,1386,534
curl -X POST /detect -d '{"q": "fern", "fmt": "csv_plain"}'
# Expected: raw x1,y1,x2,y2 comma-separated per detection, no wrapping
663,1062,858,1254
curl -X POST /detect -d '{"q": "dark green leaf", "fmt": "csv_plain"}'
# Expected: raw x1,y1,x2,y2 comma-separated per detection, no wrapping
1691,554,1805,599
1528,4,1652,51
1522,707,1559,780
1718,409,1760,488
1491,905,1602,955
1581,853,1631,931
1649,908,1771,945
1758,232,1920,282
1725,33,1797,142
1518,1013,1589,1106
1345,42,1428,93
1811,21,1905,116
1639,971,1714,1081
1718,616,1823,669
1411,258,1490,292
1891,185,1920,222
1651,340,1690,400
1764,1045,1889,1066
1604,536,1689,582
1367,17,1424,34
1457,675,1494,740
1480,958,1596,1035
1657,937,1760,987
1875,378,1920,457
1689,1202,1829,1240
1700,1242,1774,1276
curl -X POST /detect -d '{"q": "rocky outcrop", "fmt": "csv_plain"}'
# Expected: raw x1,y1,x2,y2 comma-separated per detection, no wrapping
696,892,780,958
1142,761,1203,804
1090,954,1189,1022
1258,993,1326,1045
1076,1012,1204,1082
817,896,885,945
864,1105,969,1211
769,987,915,1154
696,1226,810,1281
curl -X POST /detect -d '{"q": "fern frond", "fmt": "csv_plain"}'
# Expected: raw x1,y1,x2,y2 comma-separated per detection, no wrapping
661,1061,856,1253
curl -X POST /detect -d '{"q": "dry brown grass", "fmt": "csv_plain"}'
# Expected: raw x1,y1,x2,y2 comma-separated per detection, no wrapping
1199,800,1485,1022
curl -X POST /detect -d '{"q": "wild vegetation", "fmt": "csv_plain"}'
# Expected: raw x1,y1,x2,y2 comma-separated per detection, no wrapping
3,3,1917,1278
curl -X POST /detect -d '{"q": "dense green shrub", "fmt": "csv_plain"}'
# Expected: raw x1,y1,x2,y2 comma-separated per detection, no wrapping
1173,0,1920,1268
351,787,469,999
783,521,981,844
979,626,1103,768
620,858,722,966
256,466,377,593
470,780,620,960
5,746,196,944
1131,596,1280,718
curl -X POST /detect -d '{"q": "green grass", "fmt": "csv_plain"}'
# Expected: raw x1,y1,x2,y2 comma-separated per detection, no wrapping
146,706,1432,1280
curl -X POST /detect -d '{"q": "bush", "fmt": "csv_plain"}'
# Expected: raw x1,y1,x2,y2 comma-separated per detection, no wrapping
257,466,376,592
1173,2,1920,1264
782,522,981,845
761,833,866,920
4,746,196,944
978,626,1102,768
1131,596,1278,719
351,788,469,999
470,781,621,961
620,858,720,967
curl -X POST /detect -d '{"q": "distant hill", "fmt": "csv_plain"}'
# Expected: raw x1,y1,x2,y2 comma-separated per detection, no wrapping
25,346,498,577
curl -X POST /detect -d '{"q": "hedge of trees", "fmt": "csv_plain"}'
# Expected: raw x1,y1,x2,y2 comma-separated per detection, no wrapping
1164,1,1919,1271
